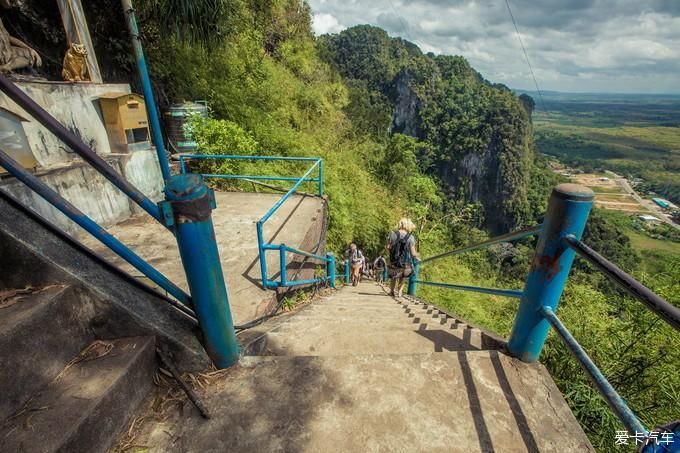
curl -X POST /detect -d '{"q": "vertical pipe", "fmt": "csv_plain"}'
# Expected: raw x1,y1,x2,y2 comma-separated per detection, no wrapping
180,156,186,174
344,259,350,284
407,260,420,296
121,0,171,182
507,184,594,362
164,174,239,368
279,245,287,287
327,252,336,288
383,267,388,283
318,159,324,197
256,222,271,288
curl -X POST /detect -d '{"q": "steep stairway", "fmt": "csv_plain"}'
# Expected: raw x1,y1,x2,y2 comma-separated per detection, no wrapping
0,284,157,453
116,281,594,452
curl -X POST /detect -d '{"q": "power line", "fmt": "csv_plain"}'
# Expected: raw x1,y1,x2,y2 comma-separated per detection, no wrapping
385,0,415,43
504,0,547,113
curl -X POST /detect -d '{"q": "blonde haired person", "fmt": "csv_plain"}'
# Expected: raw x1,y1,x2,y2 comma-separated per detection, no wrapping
386,218,419,297
346,243,365,286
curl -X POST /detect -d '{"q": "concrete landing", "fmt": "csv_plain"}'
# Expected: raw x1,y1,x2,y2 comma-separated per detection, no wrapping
80,192,326,324
121,352,592,452
117,282,592,451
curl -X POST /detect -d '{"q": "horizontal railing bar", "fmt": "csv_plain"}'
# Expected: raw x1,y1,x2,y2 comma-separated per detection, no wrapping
200,174,317,183
415,280,523,298
540,306,647,436
283,277,326,287
179,154,321,162
420,224,543,265
282,245,327,261
564,235,680,333
259,160,321,225
0,149,194,314
0,75,163,223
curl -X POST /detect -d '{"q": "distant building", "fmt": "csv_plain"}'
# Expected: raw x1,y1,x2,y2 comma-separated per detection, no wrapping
638,214,660,223
652,198,673,209
599,177,610,181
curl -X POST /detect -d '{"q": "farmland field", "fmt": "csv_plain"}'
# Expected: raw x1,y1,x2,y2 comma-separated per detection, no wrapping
521,91,680,205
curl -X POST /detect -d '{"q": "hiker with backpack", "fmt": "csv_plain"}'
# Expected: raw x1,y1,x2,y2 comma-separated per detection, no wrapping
346,243,365,286
386,218,419,297
373,255,387,283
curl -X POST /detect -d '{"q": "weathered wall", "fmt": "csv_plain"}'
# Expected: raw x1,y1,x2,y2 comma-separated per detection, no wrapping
0,82,129,167
0,81,164,233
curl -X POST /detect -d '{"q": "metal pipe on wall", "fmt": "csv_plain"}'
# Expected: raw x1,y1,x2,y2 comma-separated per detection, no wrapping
121,0,171,182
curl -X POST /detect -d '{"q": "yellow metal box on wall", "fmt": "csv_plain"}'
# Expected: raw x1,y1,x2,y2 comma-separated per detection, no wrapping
98,93,151,153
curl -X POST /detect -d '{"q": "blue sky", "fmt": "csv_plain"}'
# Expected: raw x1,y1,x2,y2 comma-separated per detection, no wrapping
309,0,680,94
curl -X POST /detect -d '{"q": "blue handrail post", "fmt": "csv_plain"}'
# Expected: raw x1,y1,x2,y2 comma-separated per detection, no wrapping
279,245,288,287
327,253,336,288
121,0,171,182
318,159,324,197
161,174,239,368
383,267,388,283
344,259,350,284
407,260,420,296
507,184,594,362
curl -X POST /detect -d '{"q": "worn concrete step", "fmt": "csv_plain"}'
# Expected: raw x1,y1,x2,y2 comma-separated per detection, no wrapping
117,351,593,452
0,336,156,453
304,299,430,308
299,306,450,321
247,324,486,356
0,285,95,421
274,316,468,331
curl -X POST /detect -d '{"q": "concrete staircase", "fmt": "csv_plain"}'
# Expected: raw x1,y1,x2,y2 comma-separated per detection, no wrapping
0,284,157,453
119,281,594,452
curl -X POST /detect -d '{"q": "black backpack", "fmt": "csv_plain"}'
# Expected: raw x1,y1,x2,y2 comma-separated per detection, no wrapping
390,231,411,268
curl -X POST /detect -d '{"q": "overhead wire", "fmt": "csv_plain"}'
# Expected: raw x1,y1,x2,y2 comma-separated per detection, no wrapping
504,0,548,112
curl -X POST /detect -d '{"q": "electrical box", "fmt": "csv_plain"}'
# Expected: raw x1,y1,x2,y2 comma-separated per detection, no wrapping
0,108,37,174
98,93,151,153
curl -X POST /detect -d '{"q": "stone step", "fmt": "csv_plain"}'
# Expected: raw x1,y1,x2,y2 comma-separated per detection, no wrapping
0,285,95,421
116,352,594,452
274,315,467,331
300,305,450,320
247,324,486,356
0,336,156,453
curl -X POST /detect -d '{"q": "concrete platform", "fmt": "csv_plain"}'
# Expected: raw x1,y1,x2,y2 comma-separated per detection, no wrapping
114,282,592,452
122,352,593,452
80,192,326,324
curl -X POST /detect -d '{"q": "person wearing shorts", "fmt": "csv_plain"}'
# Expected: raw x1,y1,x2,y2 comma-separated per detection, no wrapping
386,218,418,297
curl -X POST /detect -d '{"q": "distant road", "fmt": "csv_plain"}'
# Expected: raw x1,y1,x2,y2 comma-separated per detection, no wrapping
616,177,680,231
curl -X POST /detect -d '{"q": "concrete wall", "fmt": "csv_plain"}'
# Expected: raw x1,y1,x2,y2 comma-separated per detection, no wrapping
0,81,164,234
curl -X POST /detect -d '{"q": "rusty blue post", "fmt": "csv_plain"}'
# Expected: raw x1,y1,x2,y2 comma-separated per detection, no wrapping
344,259,350,284
160,174,239,368
407,260,420,296
507,184,594,362
327,253,336,288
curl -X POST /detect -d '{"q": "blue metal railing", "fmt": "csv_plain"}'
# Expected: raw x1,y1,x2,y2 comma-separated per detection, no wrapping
410,184,680,445
178,154,335,290
0,75,240,368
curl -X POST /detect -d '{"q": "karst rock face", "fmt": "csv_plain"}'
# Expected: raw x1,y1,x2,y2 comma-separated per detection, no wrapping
322,25,533,233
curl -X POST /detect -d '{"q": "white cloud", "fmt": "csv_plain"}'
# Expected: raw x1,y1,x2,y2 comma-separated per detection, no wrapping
312,13,345,35
307,0,680,93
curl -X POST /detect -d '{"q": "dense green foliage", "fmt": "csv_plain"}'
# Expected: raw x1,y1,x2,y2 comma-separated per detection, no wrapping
320,26,535,233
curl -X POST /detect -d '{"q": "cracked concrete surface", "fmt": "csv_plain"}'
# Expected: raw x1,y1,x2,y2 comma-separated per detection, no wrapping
80,191,325,324
118,282,594,452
